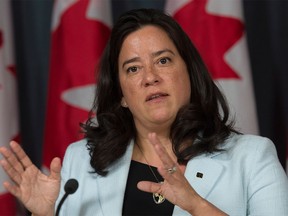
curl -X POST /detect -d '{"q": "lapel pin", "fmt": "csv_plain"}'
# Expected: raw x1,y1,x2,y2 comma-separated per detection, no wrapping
196,172,203,178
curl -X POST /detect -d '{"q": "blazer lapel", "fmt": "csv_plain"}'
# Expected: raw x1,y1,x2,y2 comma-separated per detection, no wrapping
185,153,224,198
96,142,134,216
173,152,224,215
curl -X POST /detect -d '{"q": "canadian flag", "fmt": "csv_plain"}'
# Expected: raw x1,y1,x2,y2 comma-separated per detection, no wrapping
43,0,112,168
0,0,19,215
165,0,258,134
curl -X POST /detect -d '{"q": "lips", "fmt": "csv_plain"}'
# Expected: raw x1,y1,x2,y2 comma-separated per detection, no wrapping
146,92,169,101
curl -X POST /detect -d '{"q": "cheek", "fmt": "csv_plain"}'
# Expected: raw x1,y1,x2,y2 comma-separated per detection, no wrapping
183,76,191,99
173,72,191,102
119,75,129,93
179,81,191,102
120,80,139,101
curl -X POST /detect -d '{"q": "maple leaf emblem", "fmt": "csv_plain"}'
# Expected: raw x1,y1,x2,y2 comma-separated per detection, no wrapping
173,0,243,79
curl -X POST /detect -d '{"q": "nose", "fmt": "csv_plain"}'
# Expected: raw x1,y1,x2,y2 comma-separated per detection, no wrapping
142,66,160,87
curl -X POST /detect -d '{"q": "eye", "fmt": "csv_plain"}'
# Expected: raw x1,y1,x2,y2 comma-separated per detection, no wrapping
158,57,170,65
127,66,138,73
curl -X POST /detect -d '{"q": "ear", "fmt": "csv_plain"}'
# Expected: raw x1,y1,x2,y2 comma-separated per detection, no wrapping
121,97,128,108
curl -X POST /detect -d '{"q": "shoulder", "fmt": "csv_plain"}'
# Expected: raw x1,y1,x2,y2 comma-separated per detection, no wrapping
63,139,89,160
61,139,92,172
220,133,277,159
221,135,288,214
218,133,287,183
212,133,284,178
65,139,88,154
224,133,273,148
188,134,288,215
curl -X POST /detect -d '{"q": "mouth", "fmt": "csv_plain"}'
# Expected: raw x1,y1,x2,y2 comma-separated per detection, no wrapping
146,92,169,102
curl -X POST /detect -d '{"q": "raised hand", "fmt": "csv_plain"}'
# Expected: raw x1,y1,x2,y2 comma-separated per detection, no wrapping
0,141,61,216
137,133,227,215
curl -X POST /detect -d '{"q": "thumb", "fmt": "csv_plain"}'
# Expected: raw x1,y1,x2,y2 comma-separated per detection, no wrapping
49,157,61,180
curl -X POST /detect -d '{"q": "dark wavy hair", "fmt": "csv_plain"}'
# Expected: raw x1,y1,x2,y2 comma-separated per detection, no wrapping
81,8,238,176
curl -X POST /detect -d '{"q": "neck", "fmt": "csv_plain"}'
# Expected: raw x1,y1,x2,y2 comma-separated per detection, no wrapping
134,118,172,139
133,134,176,167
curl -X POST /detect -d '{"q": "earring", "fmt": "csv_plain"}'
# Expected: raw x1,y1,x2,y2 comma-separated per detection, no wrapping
121,99,128,108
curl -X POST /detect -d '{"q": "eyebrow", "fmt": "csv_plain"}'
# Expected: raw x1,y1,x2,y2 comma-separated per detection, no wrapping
121,49,175,69
151,49,175,58
122,57,141,69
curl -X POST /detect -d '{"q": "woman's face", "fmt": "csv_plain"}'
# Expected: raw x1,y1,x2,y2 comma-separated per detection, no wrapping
118,25,191,131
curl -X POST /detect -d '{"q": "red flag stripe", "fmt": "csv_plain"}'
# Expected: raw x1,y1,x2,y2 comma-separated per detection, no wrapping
0,193,17,215
43,0,111,168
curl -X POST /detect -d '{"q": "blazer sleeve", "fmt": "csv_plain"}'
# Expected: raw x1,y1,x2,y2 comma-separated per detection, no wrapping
247,138,288,215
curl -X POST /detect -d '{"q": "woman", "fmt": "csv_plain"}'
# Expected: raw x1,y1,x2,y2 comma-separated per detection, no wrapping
1,8,288,216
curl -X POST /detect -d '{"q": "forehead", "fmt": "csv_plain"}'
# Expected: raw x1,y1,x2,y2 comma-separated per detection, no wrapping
119,25,177,58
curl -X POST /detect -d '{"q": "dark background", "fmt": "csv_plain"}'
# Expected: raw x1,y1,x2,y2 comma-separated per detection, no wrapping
11,0,288,171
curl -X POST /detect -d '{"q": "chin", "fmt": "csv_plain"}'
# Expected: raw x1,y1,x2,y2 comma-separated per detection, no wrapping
150,113,175,125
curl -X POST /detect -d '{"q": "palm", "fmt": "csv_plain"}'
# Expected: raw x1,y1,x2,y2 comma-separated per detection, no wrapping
0,142,61,216
18,165,60,214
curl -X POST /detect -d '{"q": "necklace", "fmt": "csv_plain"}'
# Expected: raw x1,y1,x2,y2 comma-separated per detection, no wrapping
136,144,166,204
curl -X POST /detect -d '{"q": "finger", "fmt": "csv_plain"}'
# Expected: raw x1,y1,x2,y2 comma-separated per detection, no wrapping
137,180,163,194
0,144,25,173
49,157,61,181
3,181,21,198
0,159,22,185
10,141,33,169
148,133,176,169
148,133,181,184
157,166,179,184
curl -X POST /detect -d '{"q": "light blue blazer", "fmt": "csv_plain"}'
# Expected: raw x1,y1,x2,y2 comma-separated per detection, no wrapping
56,134,288,215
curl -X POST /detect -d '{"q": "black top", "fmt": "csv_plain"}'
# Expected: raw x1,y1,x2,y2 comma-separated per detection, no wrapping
122,160,174,216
